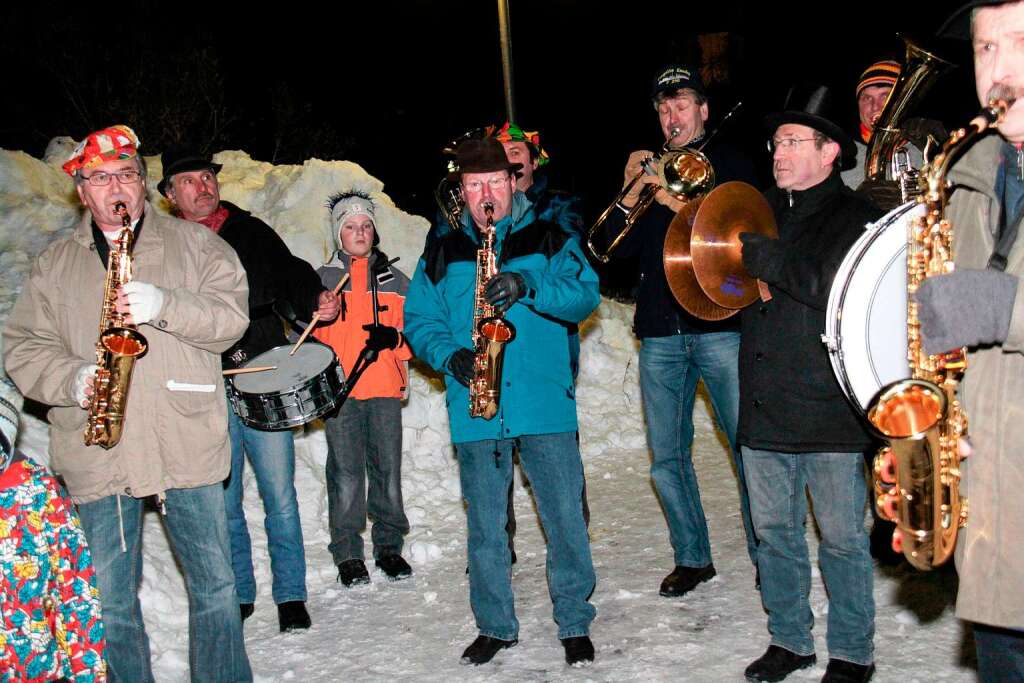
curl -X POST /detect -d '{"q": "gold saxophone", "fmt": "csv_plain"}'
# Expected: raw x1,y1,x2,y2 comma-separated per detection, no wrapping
866,89,1015,570
469,202,516,419
84,202,148,448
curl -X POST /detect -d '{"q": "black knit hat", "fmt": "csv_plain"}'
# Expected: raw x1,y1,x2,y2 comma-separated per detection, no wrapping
939,0,1017,40
447,138,522,182
764,83,857,170
158,145,222,197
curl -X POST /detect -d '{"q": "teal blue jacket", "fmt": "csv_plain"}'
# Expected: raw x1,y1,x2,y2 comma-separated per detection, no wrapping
404,193,599,443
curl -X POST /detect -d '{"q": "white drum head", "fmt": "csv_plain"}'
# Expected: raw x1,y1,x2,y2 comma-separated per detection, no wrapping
232,344,337,394
824,201,924,412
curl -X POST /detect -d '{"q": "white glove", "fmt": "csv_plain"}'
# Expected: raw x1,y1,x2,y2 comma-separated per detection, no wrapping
122,281,165,325
74,364,98,408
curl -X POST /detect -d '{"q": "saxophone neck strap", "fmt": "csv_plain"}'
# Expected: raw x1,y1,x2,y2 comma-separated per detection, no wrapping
91,211,144,270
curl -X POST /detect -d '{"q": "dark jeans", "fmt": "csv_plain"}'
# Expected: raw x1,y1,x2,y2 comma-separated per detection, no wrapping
324,397,409,563
505,439,591,553
77,486,251,683
974,622,1024,682
456,433,596,640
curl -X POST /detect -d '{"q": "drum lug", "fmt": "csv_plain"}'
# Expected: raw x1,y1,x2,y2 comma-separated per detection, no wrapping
820,333,838,352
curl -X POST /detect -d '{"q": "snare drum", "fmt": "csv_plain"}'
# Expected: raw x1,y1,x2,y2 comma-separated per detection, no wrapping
228,343,345,430
822,201,924,412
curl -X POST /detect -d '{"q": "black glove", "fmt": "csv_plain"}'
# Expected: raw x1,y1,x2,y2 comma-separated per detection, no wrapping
484,272,527,314
739,232,783,281
902,117,947,151
362,324,400,352
916,269,1018,355
856,177,904,212
447,347,475,387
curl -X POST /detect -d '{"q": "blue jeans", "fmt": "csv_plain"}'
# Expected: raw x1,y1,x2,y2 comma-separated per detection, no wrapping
742,447,875,665
225,404,307,604
77,485,251,683
973,623,1024,682
323,397,409,563
456,433,596,641
639,332,757,567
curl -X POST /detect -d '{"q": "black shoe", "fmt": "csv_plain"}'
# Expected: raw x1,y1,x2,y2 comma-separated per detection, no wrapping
239,603,254,622
277,601,311,632
337,559,371,587
561,636,595,667
745,645,817,682
460,635,518,665
821,659,875,682
375,554,413,581
659,563,717,597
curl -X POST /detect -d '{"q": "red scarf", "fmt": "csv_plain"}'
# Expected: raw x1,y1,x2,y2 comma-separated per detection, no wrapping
196,205,230,233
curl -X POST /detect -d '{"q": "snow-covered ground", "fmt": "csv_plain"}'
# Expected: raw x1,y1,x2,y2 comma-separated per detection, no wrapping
0,147,974,681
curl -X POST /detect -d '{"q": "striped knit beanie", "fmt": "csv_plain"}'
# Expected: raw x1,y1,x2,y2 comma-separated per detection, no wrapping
856,60,900,99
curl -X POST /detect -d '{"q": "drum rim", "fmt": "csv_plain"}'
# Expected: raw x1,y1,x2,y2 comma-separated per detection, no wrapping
825,201,919,413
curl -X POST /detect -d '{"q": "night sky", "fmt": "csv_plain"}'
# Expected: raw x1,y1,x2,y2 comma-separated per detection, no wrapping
2,1,975,225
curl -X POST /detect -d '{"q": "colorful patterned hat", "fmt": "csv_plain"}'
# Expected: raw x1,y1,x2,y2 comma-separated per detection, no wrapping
494,122,550,167
62,125,141,177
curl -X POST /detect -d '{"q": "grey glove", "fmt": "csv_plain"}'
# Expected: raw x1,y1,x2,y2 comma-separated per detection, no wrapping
916,269,1018,355
856,178,904,212
447,347,475,387
902,117,947,151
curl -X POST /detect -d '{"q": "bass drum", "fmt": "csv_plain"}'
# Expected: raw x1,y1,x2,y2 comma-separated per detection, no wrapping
822,201,924,412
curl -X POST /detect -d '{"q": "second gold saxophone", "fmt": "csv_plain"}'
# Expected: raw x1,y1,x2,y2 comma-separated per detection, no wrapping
84,201,148,448
469,202,516,419
866,90,1015,570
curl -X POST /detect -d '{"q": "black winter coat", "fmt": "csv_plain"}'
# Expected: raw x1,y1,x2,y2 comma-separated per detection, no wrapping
601,139,759,338
737,171,880,452
217,202,325,368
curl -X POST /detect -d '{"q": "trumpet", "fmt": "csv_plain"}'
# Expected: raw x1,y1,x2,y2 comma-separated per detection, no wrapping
587,103,741,263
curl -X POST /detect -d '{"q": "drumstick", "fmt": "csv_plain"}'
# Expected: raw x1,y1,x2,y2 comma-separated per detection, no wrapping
223,366,277,376
289,272,351,356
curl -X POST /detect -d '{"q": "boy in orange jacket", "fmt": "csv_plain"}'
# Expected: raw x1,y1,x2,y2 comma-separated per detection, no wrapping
313,193,413,586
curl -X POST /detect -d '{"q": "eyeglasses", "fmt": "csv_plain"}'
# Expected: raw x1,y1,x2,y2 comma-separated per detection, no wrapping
767,137,817,153
79,169,143,186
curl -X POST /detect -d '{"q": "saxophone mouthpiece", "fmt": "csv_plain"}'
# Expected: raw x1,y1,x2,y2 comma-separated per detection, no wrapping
977,84,1018,130
482,201,494,216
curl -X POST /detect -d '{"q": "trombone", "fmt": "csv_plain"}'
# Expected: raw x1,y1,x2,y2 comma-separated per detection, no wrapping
586,103,742,263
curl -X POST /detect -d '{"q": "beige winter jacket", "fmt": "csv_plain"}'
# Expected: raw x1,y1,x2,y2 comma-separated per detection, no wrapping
3,203,249,503
946,134,1024,630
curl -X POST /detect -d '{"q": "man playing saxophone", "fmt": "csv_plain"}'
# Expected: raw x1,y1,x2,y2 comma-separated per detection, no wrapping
2,125,253,682
915,2,1024,679
404,137,600,667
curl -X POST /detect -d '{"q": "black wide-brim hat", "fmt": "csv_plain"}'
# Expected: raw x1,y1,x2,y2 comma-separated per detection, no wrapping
764,83,857,171
157,145,223,197
939,0,1016,40
447,137,522,183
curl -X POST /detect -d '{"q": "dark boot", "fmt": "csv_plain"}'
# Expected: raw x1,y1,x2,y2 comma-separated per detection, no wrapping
277,601,311,632
821,659,875,682
659,563,717,597
562,636,595,667
375,554,413,581
460,635,517,665
744,645,817,682
337,559,370,587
